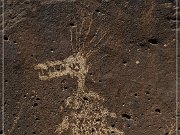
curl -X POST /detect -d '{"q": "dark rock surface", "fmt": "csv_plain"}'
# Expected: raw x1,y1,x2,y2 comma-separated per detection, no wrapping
3,0,178,135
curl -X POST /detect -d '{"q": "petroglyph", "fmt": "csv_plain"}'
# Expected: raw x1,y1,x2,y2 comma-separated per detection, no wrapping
34,51,88,89
56,90,123,135
34,10,124,135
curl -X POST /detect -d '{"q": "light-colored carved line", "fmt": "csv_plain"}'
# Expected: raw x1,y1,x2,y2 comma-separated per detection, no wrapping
71,26,79,52
81,16,93,51
76,17,86,52
93,30,107,48
75,9,83,51
79,18,85,38
89,25,102,44
70,28,75,52
95,34,112,50
86,49,98,58
86,16,93,36
86,35,111,58
75,25,79,51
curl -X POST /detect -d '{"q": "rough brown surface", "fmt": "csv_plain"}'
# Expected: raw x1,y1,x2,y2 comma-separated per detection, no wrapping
3,0,178,135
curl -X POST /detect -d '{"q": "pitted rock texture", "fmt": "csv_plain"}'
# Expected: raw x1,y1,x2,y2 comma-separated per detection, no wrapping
3,0,178,135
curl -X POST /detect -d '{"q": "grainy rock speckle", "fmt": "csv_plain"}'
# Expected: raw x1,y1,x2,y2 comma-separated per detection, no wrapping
3,0,178,135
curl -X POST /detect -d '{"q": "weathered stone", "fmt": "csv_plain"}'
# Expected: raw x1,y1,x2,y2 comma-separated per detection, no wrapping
3,0,178,135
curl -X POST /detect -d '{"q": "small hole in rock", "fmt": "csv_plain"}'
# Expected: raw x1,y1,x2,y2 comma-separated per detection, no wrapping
17,125,21,129
96,118,100,122
92,128,95,132
24,1,30,4
111,124,115,127
89,73,93,76
5,80,8,83
36,98,40,100
33,103,38,107
122,114,131,119
50,49,54,52
64,86,68,90
155,108,161,113
95,9,100,13
32,132,36,134
134,93,138,97
168,0,175,3
83,97,88,100
122,60,127,64
148,38,158,44
139,43,146,47
130,40,134,43
146,92,150,95
97,0,103,3
4,36,8,40
35,118,40,120
69,23,75,26
166,16,176,21
56,67,60,71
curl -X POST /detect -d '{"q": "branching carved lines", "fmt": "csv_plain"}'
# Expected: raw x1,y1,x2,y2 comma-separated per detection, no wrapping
69,9,111,55
34,10,124,135
81,17,93,50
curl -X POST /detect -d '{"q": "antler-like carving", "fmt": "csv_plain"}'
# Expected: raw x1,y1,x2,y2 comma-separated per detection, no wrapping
34,8,124,135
